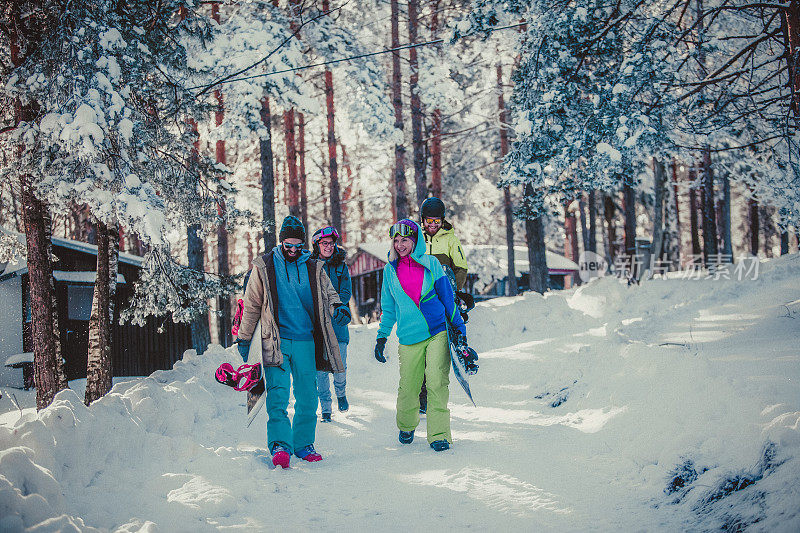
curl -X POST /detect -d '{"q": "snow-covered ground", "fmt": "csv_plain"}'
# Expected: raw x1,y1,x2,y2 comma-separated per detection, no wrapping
1,255,799,532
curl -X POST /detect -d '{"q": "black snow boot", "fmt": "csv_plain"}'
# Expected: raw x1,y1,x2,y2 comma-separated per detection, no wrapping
430,440,450,452
399,430,415,444
337,395,349,412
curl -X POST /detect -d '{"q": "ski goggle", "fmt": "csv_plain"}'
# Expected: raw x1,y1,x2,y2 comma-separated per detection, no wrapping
389,222,417,238
312,226,339,244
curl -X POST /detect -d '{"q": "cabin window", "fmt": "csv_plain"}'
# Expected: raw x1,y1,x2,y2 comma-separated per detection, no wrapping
67,284,94,321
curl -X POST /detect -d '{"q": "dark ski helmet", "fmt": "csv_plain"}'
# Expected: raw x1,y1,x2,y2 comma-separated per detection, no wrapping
420,197,445,220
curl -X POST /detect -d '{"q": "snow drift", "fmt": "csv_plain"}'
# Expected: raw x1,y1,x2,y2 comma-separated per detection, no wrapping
1,255,798,531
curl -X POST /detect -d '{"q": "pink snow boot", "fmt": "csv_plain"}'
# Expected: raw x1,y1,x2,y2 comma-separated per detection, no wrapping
295,444,323,462
271,445,291,469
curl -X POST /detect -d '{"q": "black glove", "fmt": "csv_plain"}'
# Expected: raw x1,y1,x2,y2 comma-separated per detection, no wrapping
332,304,351,326
374,337,387,363
452,329,467,347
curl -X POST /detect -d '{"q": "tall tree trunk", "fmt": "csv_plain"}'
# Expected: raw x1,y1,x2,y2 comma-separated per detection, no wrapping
431,110,442,199
298,112,309,237
748,192,760,256
284,109,301,218
340,143,355,242
85,220,118,405
578,194,589,256
21,179,67,409
214,87,231,347
260,97,277,251
652,158,666,268
497,64,517,296
720,172,732,258
603,193,617,263
623,179,636,259
524,183,548,294
186,117,211,352
689,166,702,258
564,199,580,288
408,0,427,208
761,206,774,257
13,23,67,407
783,5,800,255
391,0,408,220
783,0,800,119
701,149,718,263
323,48,342,231
429,0,443,198
11,184,21,232
44,206,68,391
587,190,597,254
663,160,680,269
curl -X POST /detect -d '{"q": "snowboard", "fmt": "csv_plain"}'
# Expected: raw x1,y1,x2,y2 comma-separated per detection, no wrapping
245,320,267,428
442,266,478,406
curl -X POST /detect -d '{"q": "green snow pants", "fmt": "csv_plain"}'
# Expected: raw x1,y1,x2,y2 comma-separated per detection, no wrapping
396,331,451,444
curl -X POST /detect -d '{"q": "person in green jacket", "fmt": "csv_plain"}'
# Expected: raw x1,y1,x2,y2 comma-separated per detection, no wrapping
420,197,469,291
418,197,469,414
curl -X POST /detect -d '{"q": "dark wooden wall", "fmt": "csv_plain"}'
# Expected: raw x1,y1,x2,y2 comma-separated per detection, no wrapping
21,244,193,381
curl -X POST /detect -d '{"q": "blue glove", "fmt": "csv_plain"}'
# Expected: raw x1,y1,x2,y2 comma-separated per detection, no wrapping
237,340,251,362
374,337,387,363
332,305,351,326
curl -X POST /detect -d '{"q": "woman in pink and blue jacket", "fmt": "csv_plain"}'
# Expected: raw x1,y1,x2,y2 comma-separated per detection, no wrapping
373,219,467,452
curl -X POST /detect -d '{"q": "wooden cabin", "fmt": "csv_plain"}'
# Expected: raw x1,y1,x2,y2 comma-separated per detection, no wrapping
0,233,192,388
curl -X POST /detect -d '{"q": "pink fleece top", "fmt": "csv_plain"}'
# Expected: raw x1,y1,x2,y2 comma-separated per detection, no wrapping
396,255,424,306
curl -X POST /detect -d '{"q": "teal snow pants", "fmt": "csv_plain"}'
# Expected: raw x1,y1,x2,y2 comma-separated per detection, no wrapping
264,338,318,454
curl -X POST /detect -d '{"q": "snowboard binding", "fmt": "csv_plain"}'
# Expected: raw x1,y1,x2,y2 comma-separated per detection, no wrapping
455,344,479,375
215,362,263,392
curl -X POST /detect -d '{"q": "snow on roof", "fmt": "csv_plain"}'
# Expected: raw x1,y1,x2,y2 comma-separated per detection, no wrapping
51,235,144,267
0,229,144,280
356,242,390,263
52,271,127,284
4,352,33,366
464,245,579,278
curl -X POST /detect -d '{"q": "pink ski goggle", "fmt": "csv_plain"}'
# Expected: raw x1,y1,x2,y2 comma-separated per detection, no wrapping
312,226,340,244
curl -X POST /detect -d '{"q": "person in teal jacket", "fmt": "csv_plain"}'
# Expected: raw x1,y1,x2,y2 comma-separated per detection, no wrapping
373,219,467,452
310,225,352,422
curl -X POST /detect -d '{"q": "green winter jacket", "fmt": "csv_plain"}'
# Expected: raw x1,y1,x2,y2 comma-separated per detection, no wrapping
423,220,468,290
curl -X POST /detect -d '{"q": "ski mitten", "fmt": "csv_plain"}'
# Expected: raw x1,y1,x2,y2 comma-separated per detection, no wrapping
332,304,351,326
237,340,251,362
374,337,387,363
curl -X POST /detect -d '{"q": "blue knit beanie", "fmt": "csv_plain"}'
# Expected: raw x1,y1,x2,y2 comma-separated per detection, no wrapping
279,215,305,241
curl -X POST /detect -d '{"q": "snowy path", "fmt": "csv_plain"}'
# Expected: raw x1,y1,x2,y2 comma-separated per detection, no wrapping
1,255,799,531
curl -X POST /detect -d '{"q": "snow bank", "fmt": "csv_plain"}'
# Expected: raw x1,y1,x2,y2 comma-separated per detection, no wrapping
0,255,798,531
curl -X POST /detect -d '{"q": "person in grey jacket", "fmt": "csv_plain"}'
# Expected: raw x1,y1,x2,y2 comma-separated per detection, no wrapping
236,216,351,467
310,226,352,422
